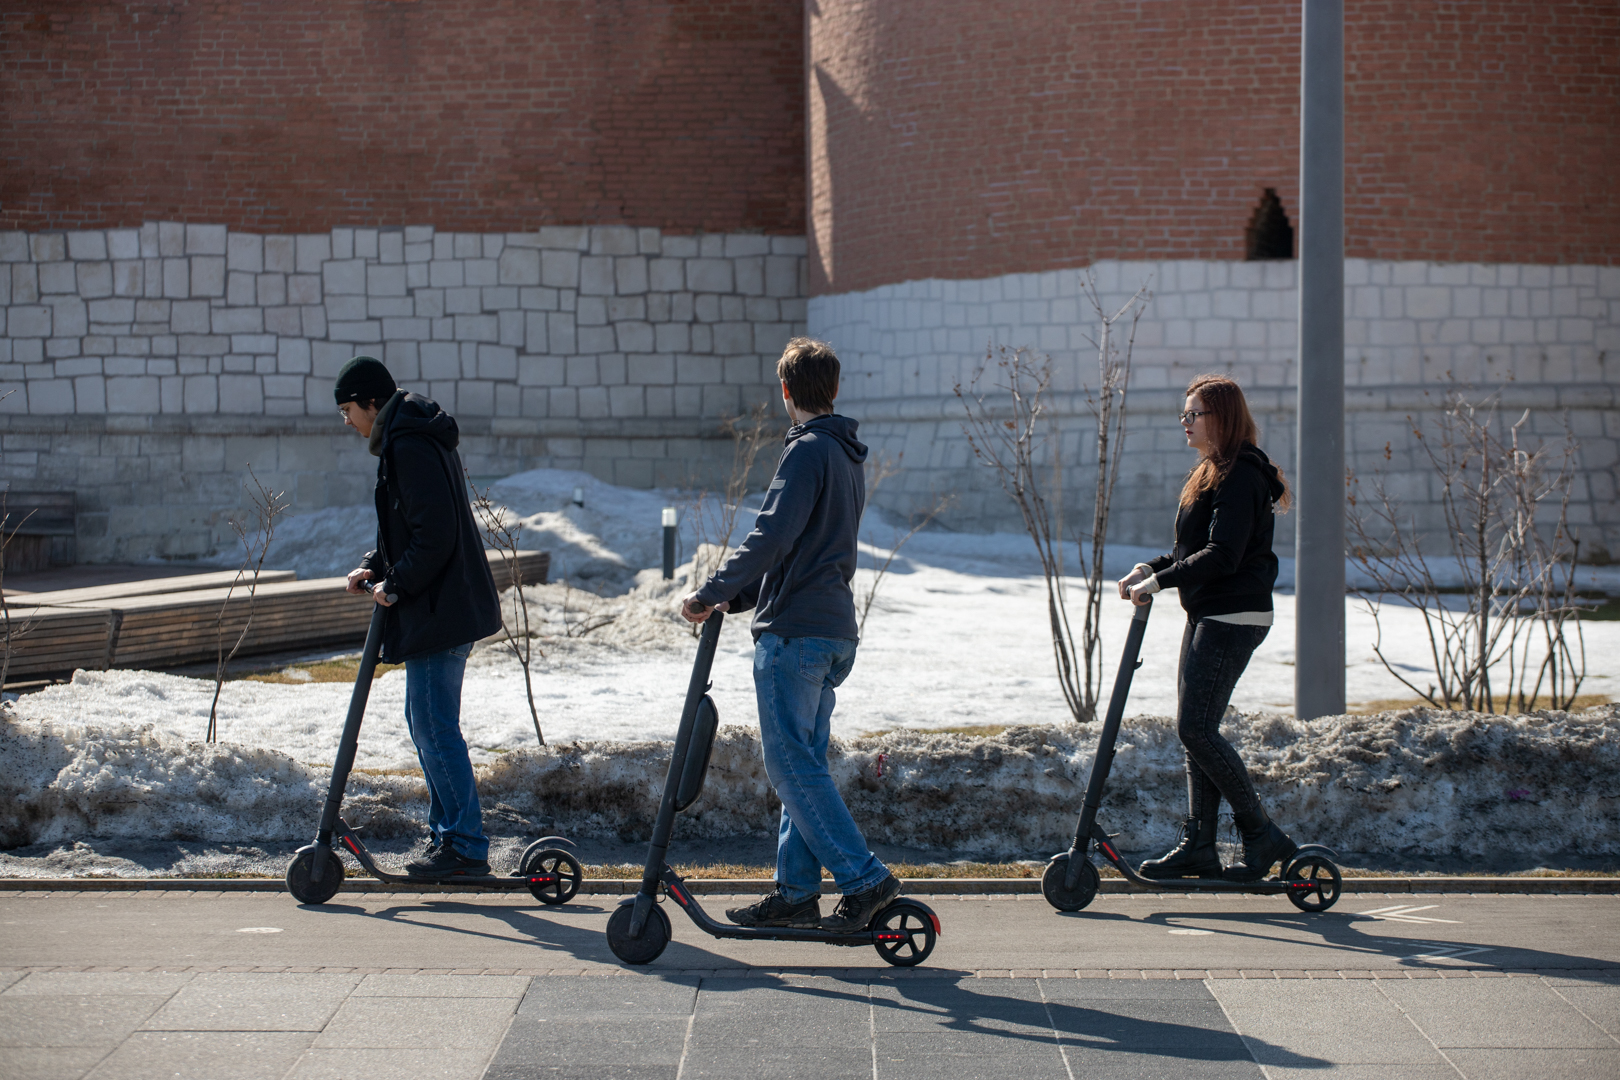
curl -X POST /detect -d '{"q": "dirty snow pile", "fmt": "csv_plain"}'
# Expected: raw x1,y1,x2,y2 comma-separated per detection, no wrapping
4,705,1616,861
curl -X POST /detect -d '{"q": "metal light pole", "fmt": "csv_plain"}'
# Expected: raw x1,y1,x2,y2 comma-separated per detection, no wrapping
1295,0,1346,721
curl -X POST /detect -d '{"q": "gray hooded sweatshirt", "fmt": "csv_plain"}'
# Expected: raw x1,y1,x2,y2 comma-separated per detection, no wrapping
695,414,868,641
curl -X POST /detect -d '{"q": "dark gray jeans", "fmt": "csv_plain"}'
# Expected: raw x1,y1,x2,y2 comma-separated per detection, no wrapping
1177,617,1269,821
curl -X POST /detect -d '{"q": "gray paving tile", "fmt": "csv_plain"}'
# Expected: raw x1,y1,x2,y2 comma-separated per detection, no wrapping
82,1030,312,1080
878,1029,1066,1055
490,1017,687,1067
0,996,169,1048
873,1051,1071,1080
313,995,516,1049
353,973,530,997
686,1014,874,1048
4,973,194,997
0,1047,109,1080
1445,1047,1620,1080
515,977,697,1019
287,1048,493,1080
0,970,27,993
1379,978,1616,1049
1555,983,1620,1038
484,1067,676,1080
1259,1067,1459,1080
1040,979,1217,1001
681,1046,874,1078
137,971,360,1033
1056,1046,1262,1079
1208,981,1445,1064
1044,1000,1249,1050
870,981,1050,1033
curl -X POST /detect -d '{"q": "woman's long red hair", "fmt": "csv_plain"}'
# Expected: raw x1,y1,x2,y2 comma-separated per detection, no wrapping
1178,374,1291,511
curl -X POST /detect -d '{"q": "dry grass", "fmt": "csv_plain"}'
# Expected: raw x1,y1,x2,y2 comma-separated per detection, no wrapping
1347,693,1613,716
857,724,1011,739
245,659,403,685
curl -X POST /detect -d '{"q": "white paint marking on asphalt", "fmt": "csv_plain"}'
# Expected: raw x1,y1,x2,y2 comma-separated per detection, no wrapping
1169,928,1214,935
1355,905,1459,924
1378,938,1493,961
236,926,284,933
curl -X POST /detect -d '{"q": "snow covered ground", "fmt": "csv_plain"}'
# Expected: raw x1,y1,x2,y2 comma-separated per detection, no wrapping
6,467,1617,871
21,467,1620,772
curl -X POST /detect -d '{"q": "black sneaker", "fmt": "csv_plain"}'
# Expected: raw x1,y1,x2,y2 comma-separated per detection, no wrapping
405,841,490,879
403,835,442,874
726,889,821,928
819,873,901,933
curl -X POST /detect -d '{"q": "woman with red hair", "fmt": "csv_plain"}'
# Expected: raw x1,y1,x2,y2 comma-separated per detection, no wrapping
1117,374,1297,882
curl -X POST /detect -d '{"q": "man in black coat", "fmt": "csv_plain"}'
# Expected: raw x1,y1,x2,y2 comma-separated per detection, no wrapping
336,356,502,878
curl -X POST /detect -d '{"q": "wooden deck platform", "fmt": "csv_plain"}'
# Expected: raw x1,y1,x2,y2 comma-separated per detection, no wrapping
2,550,549,679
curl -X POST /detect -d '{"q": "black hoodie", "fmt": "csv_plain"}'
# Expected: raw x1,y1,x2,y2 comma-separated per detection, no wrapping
359,390,501,662
695,414,869,641
1146,443,1287,620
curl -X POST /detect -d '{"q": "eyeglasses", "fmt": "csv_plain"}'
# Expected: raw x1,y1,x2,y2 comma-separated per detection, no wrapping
1178,410,1209,425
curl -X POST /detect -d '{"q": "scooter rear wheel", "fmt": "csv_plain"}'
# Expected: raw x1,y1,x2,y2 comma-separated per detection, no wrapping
285,846,344,906
1042,853,1099,912
607,901,671,965
872,901,937,967
520,846,583,906
1284,855,1342,912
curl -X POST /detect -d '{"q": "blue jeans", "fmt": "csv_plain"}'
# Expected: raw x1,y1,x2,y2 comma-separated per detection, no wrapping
753,633,888,904
1177,618,1270,821
403,641,488,860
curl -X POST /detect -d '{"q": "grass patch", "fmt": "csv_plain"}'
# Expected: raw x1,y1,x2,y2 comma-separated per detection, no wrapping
1577,597,1620,621
245,658,403,685
1347,693,1613,715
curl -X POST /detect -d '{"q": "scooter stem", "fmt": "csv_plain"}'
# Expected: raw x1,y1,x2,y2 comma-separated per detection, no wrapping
1064,596,1152,891
316,602,387,848
631,611,725,937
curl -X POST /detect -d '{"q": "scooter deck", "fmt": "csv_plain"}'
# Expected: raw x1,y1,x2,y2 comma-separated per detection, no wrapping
333,821,574,891
655,866,933,949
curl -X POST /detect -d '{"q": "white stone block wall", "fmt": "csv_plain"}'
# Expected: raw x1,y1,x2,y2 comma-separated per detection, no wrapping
0,224,807,560
810,260,1620,560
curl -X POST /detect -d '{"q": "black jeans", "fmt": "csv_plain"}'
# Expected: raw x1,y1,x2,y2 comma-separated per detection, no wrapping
1177,617,1269,821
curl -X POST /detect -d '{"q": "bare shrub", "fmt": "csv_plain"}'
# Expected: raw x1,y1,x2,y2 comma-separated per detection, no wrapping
1349,392,1586,713
954,278,1149,724
207,468,288,742
471,481,547,746
684,403,780,588
856,452,954,636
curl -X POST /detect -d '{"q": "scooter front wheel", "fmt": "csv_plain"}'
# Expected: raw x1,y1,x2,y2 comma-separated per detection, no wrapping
607,901,671,965
520,846,583,906
1284,855,1342,912
285,846,344,905
1042,853,1099,912
872,901,937,967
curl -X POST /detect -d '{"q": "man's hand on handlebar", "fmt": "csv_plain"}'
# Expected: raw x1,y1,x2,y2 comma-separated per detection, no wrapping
346,568,375,595
679,592,729,624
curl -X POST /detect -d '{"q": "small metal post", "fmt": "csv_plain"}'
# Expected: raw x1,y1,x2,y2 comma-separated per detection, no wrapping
571,486,584,508
661,507,677,580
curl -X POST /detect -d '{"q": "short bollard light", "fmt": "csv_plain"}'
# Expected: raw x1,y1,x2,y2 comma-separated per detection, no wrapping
572,486,584,507
662,507,678,579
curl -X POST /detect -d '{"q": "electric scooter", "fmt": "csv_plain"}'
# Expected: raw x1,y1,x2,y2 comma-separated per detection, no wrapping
605,608,941,967
285,601,584,907
1043,596,1344,914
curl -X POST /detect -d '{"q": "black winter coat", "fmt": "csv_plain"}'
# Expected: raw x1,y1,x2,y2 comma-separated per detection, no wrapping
358,391,501,662
1146,443,1286,620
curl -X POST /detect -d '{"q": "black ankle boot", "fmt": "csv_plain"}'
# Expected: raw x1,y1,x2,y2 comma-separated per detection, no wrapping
1138,817,1222,879
1223,807,1298,882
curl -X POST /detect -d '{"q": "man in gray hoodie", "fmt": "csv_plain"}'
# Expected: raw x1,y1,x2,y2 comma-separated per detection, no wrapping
682,338,901,934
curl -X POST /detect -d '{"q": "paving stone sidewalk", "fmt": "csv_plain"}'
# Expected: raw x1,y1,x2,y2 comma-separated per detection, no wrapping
3,890,1617,1078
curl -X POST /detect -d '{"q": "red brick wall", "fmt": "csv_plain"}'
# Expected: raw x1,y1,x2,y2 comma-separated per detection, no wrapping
1,0,804,234
808,0,1620,294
